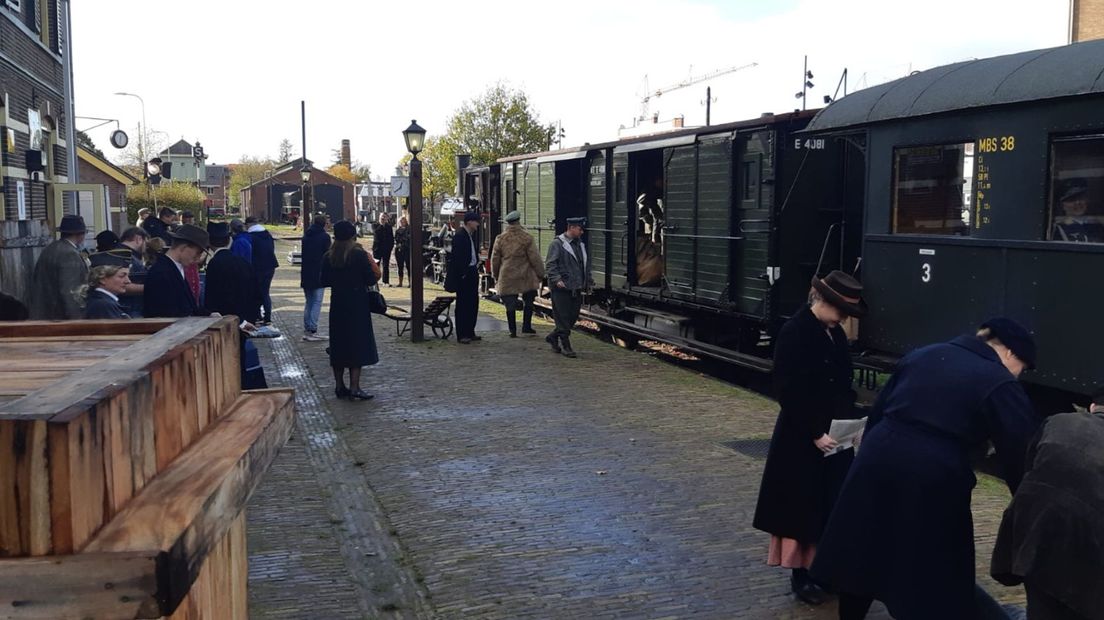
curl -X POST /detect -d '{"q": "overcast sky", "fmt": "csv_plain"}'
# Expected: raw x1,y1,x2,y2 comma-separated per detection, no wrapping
72,0,1069,180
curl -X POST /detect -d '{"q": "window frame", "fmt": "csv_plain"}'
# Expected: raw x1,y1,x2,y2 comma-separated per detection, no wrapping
889,140,976,237
1045,132,1104,244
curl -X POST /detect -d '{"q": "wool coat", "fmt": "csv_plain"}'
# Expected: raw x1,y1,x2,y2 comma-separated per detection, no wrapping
28,239,89,320
84,289,129,319
204,249,260,323
143,257,207,318
491,224,544,295
320,248,379,368
753,306,858,544
810,335,1040,619
300,224,331,290
444,226,478,293
249,227,279,273
545,233,592,291
372,222,395,255
991,411,1104,619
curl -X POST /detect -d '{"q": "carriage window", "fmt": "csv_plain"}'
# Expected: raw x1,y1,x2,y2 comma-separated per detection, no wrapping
891,143,973,235
1048,136,1104,243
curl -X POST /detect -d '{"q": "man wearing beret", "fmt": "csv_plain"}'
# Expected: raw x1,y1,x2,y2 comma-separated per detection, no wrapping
445,211,482,344
544,217,593,358
811,317,1041,619
27,214,90,320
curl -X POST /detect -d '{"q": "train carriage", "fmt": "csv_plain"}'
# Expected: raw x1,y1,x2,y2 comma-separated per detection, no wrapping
806,38,1104,400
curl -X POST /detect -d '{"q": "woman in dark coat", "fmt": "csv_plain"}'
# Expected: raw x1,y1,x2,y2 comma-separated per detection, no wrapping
372,213,395,286
393,216,411,288
82,255,132,319
811,317,1041,620
753,270,866,605
321,220,379,401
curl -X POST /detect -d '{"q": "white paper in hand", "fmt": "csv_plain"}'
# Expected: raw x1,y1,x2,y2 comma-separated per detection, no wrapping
824,417,868,457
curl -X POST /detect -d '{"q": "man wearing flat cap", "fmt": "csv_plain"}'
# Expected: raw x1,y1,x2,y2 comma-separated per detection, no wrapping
445,210,483,344
143,224,210,318
27,214,90,320
811,316,1041,619
1051,182,1104,243
544,217,592,358
491,210,544,337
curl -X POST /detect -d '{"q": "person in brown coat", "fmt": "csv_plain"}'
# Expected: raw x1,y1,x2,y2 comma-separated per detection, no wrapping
27,214,90,320
491,210,545,337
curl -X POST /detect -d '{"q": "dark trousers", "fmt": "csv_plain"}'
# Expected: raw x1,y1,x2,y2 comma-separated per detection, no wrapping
256,269,275,322
838,584,1011,620
550,288,582,345
375,247,393,284
455,268,479,339
1027,583,1087,620
395,248,410,283
502,290,536,334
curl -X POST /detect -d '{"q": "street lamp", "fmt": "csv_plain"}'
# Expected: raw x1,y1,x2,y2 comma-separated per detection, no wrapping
300,164,312,223
403,119,426,342
114,92,146,161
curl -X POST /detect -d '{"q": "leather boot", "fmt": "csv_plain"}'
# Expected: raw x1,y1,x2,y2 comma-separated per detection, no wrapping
506,310,517,338
522,303,535,334
545,333,561,353
561,336,577,358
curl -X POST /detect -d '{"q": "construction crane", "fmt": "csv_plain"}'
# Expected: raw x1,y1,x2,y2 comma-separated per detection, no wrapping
637,62,758,124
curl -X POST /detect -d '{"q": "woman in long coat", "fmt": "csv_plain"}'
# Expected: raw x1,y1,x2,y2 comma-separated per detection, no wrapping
753,270,866,605
321,220,379,401
811,317,1040,620
490,210,545,337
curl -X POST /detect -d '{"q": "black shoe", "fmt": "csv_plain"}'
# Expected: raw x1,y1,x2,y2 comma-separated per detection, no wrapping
458,338,472,344
470,335,482,341
349,389,374,401
562,347,577,359
790,575,828,606
545,334,561,354
509,331,518,338
521,327,537,335
335,386,351,400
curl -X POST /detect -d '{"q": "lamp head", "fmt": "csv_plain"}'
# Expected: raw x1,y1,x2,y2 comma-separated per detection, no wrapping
300,165,311,183
403,119,426,156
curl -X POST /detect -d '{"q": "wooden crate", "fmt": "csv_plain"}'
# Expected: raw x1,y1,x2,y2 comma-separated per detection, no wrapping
0,319,295,619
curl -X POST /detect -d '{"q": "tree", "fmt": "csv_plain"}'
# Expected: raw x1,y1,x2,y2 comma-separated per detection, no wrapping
325,163,357,184
228,155,276,207
76,130,104,159
114,126,170,176
351,162,372,183
277,139,295,164
125,183,206,225
398,135,459,206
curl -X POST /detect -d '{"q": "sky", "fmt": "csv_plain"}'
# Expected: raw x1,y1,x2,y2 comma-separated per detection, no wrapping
72,0,1070,181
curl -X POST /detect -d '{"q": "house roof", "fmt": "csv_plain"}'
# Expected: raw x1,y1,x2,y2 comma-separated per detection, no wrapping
160,139,194,156
78,146,139,185
238,157,354,192
806,39,1104,132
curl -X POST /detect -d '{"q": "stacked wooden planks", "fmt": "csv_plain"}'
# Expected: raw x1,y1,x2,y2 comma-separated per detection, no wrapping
0,318,295,619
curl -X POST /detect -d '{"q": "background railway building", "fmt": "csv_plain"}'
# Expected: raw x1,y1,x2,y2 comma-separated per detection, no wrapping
239,157,355,225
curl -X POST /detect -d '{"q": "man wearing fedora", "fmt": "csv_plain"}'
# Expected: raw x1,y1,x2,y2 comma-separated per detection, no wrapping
445,210,483,344
28,214,90,320
544,216,592,358
204,222,267,389
754,270,867,606
143,224,210,318
811,317,1041,619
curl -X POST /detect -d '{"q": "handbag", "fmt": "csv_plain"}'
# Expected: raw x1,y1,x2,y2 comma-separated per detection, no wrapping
367,285,387,314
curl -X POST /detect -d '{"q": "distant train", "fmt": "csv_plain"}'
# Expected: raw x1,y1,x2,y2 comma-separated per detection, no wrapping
460,39,1104,410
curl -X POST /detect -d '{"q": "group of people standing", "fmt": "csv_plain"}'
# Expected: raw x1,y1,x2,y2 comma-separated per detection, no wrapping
753,271,1103,619
371,212,413,288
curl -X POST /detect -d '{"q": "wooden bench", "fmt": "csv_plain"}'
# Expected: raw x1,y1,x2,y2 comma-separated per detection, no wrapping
384,295,456,339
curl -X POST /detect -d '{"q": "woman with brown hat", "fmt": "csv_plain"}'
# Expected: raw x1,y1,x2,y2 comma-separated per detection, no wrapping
753,270,867,606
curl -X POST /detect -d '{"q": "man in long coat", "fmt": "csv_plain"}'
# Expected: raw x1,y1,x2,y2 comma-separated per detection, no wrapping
444,211,481,344
811,317,1041,620
490,210,544,337
990,390,1104,620
544,217,592,358
27,214,89,320
143,225,210,318
204,222,266,389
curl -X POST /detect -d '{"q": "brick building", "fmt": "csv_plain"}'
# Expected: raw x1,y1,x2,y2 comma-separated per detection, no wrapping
240,158,354,225
202,163,229,215
1072,0,1104,42
0,1,76,301
76,146,137,231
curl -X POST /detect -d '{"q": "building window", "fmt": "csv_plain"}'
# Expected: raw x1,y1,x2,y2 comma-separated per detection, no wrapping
1048,135,1104,243
206,187,215,195
891,143,973,235
3,0,22,14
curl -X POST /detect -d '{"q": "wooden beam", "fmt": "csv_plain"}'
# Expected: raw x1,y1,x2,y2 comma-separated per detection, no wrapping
84,389,295,616
0,319,176,338
0,551,158,619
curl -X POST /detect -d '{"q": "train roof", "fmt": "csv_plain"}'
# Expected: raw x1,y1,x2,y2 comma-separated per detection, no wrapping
496,110,818,165
806,38,1104,133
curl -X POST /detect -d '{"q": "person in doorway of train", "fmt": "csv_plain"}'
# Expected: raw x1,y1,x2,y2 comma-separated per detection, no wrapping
491,210,545,338
810,317,1041,620
82,250,133,319
990,387,1104,620
752,270,866,606
544,216,592,358
1051,184,1104,243
637,177,665,244
445,211,482,344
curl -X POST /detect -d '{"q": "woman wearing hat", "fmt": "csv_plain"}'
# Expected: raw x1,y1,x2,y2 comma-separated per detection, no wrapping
491,210,544,337
753,270,867,606
394,216,411,288
82,251,132,319
321,220,379,400
811,317,1041,619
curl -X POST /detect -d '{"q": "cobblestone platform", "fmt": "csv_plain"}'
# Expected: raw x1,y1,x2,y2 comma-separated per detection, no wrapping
246,239,1025,619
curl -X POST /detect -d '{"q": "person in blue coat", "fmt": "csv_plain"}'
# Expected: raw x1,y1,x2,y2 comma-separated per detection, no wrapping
230,218,253,263
300,214,331,341
811,317,1041,620
247,217,279,323
143,225,210,318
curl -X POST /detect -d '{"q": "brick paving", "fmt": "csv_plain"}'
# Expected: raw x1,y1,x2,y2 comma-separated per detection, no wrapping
246,239,1025,619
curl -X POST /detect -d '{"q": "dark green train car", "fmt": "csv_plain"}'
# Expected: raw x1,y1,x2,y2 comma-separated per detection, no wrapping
807,38,1104,402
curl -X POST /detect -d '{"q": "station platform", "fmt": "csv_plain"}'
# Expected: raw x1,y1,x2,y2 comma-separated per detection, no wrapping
246,240,1024,619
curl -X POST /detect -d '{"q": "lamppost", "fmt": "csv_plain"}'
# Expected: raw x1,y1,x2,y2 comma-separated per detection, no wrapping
300,164,312,224
403,119,426,342
114,92,147,162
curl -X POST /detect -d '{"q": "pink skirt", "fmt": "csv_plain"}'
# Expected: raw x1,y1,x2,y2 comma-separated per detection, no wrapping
767,535,816,569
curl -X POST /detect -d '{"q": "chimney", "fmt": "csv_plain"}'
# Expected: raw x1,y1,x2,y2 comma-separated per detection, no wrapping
673,116,684,128
341,139,351,168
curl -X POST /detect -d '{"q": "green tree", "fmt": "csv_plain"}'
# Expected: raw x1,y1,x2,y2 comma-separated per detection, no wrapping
398,135,459,206
228,155,276,207
76,130,104,159
125,183,207,225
